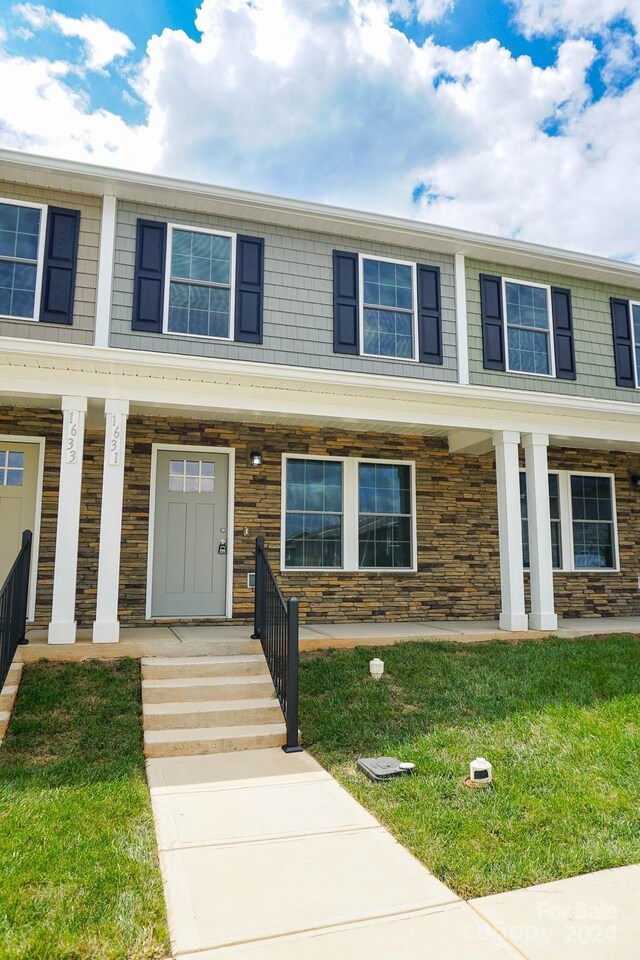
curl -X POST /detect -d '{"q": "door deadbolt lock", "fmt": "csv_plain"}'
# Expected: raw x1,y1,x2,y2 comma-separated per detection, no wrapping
218,539,227,555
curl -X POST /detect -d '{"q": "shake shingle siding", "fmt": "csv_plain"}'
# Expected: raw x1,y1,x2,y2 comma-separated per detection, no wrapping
467,258,640,402
0,180,99,345
110,200,458,380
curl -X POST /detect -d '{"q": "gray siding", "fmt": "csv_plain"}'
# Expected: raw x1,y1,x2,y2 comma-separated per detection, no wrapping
0,180,99,346
110,200,457,381
467,258,640,403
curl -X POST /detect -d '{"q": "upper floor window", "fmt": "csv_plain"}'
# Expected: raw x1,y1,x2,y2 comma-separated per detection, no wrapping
0,200,45,321
282,455,416,571
361,257,417,360
519,470,618,572
165,225,235,340
504,280,554,376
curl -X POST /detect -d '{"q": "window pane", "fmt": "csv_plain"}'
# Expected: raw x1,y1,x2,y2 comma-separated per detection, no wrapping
505,282,549,330
571,475,615,569
168,282,230,338
7,451,24,468
359,515,411,568
363,308,413,359
285,459,343,568
358,463,412,568
171,229,231,285
0,259,37,319
285,512,342,568
7,470,23,486
520,472,561,570
507,327,551,374
0,203,40,265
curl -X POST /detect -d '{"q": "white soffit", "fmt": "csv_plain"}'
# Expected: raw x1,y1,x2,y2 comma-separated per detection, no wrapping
1,149,640,289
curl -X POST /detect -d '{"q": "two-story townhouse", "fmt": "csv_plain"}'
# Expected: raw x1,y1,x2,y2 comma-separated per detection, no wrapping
1,148,640,645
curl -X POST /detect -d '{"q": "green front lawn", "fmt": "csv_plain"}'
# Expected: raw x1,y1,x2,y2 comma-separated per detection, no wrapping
0,659,169,960
300,635,640,898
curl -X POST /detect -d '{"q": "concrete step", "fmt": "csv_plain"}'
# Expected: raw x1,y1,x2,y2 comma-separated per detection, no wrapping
176,639,263,656
142,675,275,703
142,655,269,680
144,722,287,758
143,697,283,730
0,685,18,711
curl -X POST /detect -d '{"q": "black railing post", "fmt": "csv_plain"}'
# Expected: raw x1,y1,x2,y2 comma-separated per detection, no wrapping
251,536,265,640
283,596,302,753
18,531,32,646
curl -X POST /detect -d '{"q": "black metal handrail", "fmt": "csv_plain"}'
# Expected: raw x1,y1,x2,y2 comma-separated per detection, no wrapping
0,530,32,692
251,536,302,753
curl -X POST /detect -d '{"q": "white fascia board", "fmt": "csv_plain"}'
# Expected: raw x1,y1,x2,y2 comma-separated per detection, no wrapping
2,338,640,446
1,149,640,290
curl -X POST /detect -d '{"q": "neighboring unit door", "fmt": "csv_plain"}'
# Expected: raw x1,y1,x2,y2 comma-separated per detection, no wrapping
0,442,39,586
151,450,230,618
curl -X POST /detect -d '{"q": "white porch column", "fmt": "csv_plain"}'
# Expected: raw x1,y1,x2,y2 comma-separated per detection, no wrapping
48,396,87,644
522,433,557,630
492,430,528,631
92,400,129,643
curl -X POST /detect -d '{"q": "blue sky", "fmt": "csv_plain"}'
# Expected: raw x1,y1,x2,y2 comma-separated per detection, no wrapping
0,0,639,259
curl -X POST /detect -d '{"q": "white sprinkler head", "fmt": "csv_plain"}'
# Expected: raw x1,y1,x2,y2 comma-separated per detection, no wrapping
369,657,384,679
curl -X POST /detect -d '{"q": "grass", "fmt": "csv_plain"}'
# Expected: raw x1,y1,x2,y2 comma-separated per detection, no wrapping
299,634,640,899
0,659,169,960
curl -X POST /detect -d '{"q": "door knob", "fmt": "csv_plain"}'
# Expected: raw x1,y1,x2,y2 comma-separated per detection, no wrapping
218,539,227,555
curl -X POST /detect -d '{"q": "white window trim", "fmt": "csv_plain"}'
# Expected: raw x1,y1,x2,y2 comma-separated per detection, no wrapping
520,469,619,573
0,197,47,324
162,222,236,342
629,300,640,388
502,277,556,379
281,452,417,573
358,253,419,363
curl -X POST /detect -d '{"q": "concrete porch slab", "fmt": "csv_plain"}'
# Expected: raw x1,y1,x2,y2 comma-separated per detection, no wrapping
183,902,522,960
471,864,640,960
160,827,458,955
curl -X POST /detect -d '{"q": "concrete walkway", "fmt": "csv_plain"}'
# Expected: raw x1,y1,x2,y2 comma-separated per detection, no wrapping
146,748,521,959
22,615,640,661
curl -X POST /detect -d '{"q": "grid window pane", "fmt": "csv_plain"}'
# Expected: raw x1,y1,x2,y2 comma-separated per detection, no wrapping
168,229,232,339
167,459,215,494
362,257,414,359
505,281,551,374
520,472,561,570
571,475,615,569
358,463,412,568
0,449,25,487
285,459,343,568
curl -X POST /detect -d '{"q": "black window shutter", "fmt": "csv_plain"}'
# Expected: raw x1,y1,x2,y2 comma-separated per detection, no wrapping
132,219,167,333
416,264,442,364
39,207,80,325
333,250,359,354
235,235,264,344
551,287,576,380
610,298,635,388
480,274,505,370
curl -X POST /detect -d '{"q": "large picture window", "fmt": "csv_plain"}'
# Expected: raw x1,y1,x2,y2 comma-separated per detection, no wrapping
361,257,416,360
165,226,234,339
282,456,415,571
504,280,553,376
0,200,45,321
519,470,617,572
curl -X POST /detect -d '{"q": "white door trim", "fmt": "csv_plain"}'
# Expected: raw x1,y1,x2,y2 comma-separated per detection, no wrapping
146,442,235,620
0,434,45,622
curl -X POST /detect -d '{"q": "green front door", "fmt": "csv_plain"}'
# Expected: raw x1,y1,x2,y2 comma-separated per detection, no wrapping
151,450,230,618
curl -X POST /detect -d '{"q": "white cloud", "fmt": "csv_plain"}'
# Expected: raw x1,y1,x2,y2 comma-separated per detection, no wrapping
509,0,640,36
1,0,640,260
390,0,454,22
14,3,134,70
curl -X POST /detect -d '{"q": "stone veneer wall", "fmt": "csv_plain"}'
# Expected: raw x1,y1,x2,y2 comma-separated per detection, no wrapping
4,406,640,627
